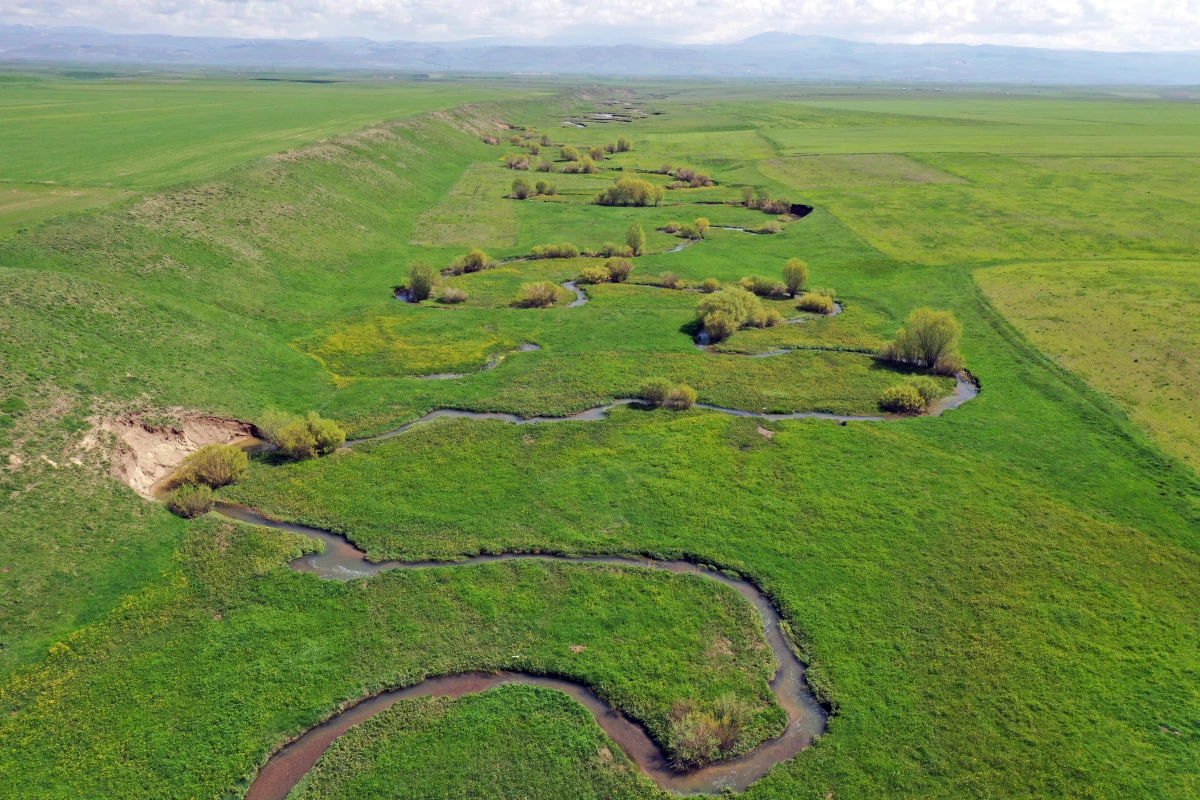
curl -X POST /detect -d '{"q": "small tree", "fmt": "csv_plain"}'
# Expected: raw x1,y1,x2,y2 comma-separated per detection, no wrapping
512,177,533,199
884,308,963,370
605,142,616,154
561,145,580,162
782,258,809,298
617,136,632,152
741,185,755,207
540,133,552,146
626,223,646,256
407,261,438,302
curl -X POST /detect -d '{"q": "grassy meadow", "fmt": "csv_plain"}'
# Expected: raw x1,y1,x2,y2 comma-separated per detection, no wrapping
0,74,1197,799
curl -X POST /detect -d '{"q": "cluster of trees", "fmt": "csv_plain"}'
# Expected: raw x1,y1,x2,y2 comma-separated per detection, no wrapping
513,281,566,308
640,379,698,410
511,178,557,199
594,176,664,207
879,376,945,414
741,186,792,215
881,308,964,375
577,257,634,285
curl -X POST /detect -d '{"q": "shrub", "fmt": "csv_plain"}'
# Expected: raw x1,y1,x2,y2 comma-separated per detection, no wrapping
879,384,926,414
741,185,756,206
668,702,720,768
594,176,664,207
307,412,346,455
534,179,550,195
663,221,681,233
740,276,788,298
700,278,721,293
438,286,468,304
640,379,672,407
933,352,964,376
540,133,552,146
511,177,532,199
543,183,557,196
449,248,490,274
528,143,541,155
697,287,762,328
589,145,606,160
665,384,698,409
530,242,579,259
578,157,599,174
626,223,646,256
561,145,580,162
407,261,439,302
694,217,710,236
782,258,809,297
617,136,632,152
177,444,248,488
256,409,292,444
659,163,672,174
702,310,740,342
678,224,700,239
480,135,499,145
271,412,346,460
883,308,963,369
504,153,530,170
907,376,943,406
797,292,836,314
598,242,620,257
605,258,634,282
659,271,682,289
758,220,782,234
510,135,523,146
165,484,215,518
537,159,554,172
514,281,563,308
748,308,783,328
712,694,751,752
577,266,611,284
605,142,616,154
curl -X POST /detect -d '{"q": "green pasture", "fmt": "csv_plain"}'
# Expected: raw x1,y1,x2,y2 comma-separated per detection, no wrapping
0,78,1197,800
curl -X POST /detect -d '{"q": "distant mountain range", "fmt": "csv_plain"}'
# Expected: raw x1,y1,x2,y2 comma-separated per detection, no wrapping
3,25,1200,84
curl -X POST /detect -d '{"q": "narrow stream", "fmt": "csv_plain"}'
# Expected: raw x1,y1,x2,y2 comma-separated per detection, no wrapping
217,503,828,799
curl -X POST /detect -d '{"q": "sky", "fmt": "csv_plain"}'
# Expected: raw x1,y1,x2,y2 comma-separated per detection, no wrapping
1,0,1198,52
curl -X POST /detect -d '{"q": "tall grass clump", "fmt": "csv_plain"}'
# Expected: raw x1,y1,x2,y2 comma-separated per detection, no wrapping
594,177,664,207
164,484,215,519
882,308,964,374
406,261,439,302
782,258,809,297
514,281,563,308
176,444,248,489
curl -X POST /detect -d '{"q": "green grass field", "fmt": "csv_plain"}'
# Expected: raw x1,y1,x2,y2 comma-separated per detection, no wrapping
0,74,1197,800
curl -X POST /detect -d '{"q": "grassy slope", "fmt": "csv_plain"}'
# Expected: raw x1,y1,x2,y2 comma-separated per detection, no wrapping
0,85,1197,800
291,685,664,800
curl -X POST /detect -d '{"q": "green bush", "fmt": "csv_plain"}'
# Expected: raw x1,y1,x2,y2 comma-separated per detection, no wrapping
268,412,346,460
510,135,523,146
694,217,710,236
663,221,681,233
534,179,550,195
438,287,468,304
879,384,926,413
528,143,541,155
600,241,622,257
700,278,721,293
562,157,599,174
605,258,634,283
748,308,783,328
594,176,664,207
741,185,755,206
537,159,554,172
177,444,248,489
617,136,632,152
540,133,552,146
307,412,345,455
665,384,698,409
626,223,646,256
667,701,720,768
712,694,751,751
678,224,700,239
449,248,490,274
782,258,809,297
605,142,616,154
530,242,579,259
674,167,714,188
907,376,943,406
514,281,563,308
511,177,532,199
406,261,439,301
589,145,606,160
758,220,782,234
797,292,835,314
702,310,740,342
933,352,964,376
503,153,530,170
740,276,788,298
577,266,611,284
883,308,963,369
561,145,580,162
164,484,215,518
697,287,762,328
659,271,682,289
639,379,672,407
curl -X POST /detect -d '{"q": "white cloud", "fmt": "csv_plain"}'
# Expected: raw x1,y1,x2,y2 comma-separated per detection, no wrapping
1,0,1198,51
